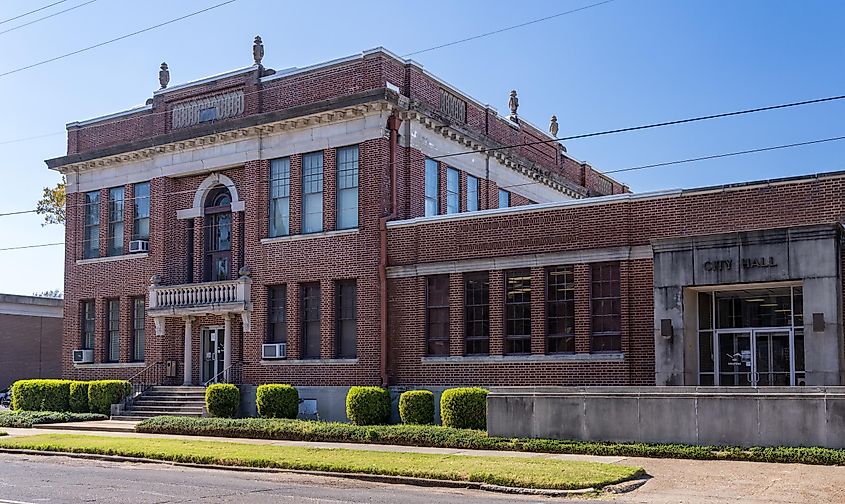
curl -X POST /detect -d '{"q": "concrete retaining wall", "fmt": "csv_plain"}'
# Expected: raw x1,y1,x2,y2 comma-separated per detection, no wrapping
487,387,845,448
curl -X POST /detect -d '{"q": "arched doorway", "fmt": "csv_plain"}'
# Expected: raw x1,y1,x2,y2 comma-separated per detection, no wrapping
203,185,232,282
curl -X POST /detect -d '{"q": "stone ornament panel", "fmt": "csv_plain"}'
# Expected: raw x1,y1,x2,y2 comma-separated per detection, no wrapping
171,90,245,129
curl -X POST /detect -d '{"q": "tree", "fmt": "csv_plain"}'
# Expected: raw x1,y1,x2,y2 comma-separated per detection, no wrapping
33,289,63,299
36,177,66,226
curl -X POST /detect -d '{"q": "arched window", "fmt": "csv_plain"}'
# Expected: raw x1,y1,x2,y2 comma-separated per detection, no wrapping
204,185,232,282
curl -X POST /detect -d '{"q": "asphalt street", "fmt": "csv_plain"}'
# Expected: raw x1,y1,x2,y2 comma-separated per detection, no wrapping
0,453,593,503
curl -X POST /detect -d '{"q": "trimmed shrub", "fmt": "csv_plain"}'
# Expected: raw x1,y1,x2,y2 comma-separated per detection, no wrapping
206,384,239,418
440,387,488,430
10,379,71,412
256,384,299,419
69,382,89,413
87,380,131,416
0,410,107,428
345,386,390,426
399,390,434,425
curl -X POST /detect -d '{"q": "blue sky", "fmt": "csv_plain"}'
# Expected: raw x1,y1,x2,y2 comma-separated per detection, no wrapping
0,0,843,295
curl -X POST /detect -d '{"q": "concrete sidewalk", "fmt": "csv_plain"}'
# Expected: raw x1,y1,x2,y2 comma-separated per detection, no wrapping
4,422,845,503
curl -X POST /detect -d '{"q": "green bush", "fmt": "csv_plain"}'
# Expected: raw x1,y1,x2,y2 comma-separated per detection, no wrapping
0,410,107,428
399,390,434,425
87,380,131,416
10,379,71,412
345,386,391,426
440,387,488,430
256,384,299,419
206,384,239,418
69,381,89,413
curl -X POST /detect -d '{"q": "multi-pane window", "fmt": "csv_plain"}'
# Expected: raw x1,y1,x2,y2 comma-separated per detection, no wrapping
301,283,321,359
464,273,489,355
591,262,621,352
133,182,150,241
269,157,291,237
83,191,100,259
107,299,120,362
107,187,124,256
505,270,532,354
426,275,449,355
547,267,575,353
446,167,459,214
498,189,510,209
132,297,145,362
302,152,324,234
336,280,357,358
336,146,359,230
268,286,287,343
81,300,95,350
424,159,439,217
466,175,479,212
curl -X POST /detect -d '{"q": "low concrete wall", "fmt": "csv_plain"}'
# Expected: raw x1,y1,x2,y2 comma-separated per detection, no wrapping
487,387,845,448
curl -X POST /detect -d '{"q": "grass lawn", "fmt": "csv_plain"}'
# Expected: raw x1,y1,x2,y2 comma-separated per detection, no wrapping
0,434,643,490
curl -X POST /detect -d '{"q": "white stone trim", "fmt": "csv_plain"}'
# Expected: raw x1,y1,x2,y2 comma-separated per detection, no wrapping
421,353,625,364
0,301,62,318
387,245,653,279
76,253,148,265
73,362,147,369
260,358,359,366
175,173,244,220
261,228,359,245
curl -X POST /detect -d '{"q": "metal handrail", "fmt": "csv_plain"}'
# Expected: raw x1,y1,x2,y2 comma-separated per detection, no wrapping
202,362,241,387
123,361,165,410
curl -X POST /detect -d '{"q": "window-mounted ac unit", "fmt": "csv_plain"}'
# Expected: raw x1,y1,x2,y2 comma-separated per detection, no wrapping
129,240,149,253
72,349,94,364
262,343,287,359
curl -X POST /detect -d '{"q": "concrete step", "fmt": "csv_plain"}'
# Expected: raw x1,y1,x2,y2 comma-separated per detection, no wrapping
132,400,205,407
129,406,204,414
148,386,206,392
115,410,203,418
110,415,153,422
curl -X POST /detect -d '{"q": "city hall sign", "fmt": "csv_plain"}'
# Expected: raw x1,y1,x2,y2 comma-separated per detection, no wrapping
703,257,778,272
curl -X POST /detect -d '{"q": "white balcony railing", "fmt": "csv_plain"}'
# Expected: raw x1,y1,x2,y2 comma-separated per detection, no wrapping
147,274,253,335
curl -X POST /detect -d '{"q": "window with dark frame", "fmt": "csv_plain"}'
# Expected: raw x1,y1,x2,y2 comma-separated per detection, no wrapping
426,275,449,355
590,262,621,352
336,280,357,358
133,182,150,241
424,159,439,217
81,300,95,350
268,285,287,344
132,297,145,362
498,188,510,209
302,151,324,234
83,191,100,259
106,299,120,362
505,270,531,354
446,167,459,214
301,283,321,359
107,187,125,256
546,266,575,353
466,175,479,212
336,146,359,230
464,272,489,355
269,157,291,237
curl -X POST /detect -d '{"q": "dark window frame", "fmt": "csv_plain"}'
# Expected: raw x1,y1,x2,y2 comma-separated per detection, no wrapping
546,266,575,353
132,297,145,362
107,186,124,256
81,300,95,350
505,269,531,354
446,166,460,214
83,191,100,259
106,298,120,362
425,275,449,355
464,272,490,355
590,262,621,352
268,285,288,344
424,159,439,217
300,283,321,359
133,181,150,241
336,280,357,358
498,188,510,209
269,157,291,237
336,145,360,230
302,151,324,234
466,175,479,212
203,186,232,282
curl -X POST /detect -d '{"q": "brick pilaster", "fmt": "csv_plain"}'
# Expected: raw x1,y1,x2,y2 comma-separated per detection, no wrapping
574,264,591,353
530,267,546,354
489,270,505,356
324,148,337,232
320,279,336,359
449,273,464,356
287,283,301,360
289,154,303,235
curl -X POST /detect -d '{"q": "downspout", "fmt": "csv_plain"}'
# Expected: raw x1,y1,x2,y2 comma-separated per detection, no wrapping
379,110,402,386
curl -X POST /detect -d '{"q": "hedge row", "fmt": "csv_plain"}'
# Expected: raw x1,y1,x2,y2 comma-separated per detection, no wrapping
135,416,845,466
11,379,130,415
0,410,107,428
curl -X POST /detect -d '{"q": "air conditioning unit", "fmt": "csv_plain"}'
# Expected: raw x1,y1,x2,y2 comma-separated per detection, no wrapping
72,349,94,364
129,240,149,253
262,342,287,359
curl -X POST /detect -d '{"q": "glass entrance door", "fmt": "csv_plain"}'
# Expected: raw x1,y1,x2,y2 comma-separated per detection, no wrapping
715,328,794,386
754,330,791,386
717,332,752,386
201,327,225,384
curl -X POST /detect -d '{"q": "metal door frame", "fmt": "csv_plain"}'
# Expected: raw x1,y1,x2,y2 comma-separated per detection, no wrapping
713,327,795,387
200,326,225,384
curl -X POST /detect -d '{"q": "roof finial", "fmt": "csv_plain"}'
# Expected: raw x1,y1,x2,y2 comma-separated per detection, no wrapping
549,115,559,137
508,90,519,122
253,36,264,66
158,62,169,89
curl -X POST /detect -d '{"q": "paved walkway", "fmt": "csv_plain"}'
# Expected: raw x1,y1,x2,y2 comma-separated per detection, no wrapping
4,422,845,503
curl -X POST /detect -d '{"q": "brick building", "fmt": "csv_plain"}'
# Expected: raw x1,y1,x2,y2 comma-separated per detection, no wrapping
0,294,62,390
46,43,845,418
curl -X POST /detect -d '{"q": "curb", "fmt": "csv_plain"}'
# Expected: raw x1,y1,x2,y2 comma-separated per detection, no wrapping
0,448,602,496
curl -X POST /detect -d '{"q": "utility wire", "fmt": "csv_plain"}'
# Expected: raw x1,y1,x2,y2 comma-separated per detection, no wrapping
0,0,239,78
0,0,67,25
0,242,64,252
0,0,98,37
403,0,617,57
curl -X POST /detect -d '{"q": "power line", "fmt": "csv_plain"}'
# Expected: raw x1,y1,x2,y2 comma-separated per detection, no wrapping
0,0,98,37
403,0,617,57
0,0,67,25
0,242,64,252
0,209,38,217
0,0,239,79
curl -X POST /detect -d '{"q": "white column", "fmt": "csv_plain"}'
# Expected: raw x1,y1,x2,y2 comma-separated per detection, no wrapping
223,314,232,380
183,316,194,385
